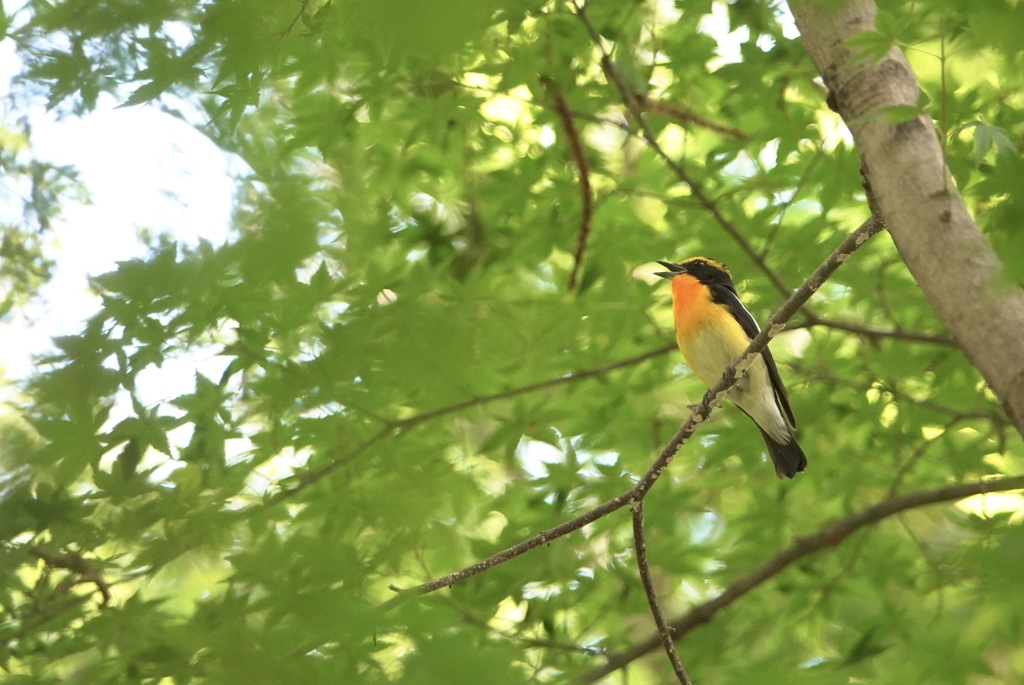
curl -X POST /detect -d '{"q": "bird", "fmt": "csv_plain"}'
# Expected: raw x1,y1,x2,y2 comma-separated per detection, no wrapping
655,257,806,479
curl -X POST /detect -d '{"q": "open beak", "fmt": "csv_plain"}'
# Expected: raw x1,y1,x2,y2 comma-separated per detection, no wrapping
654,260,686,280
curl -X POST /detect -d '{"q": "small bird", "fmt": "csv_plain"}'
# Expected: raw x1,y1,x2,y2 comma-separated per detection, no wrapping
655,257,806,478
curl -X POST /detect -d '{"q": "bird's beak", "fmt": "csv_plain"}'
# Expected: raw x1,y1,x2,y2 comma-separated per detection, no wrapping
654,260,686,280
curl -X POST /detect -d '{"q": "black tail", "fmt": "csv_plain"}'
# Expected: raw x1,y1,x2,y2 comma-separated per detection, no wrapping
758,428,807,479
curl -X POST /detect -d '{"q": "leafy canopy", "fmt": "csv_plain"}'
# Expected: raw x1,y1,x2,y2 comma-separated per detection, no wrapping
2,0,1024,682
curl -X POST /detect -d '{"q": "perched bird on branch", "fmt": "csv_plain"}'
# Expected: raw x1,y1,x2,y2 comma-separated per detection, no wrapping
656,257,806,479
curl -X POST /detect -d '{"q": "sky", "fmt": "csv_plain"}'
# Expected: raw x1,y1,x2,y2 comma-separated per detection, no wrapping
0,38,237,389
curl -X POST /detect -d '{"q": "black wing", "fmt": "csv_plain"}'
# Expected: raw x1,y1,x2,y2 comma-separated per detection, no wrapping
710,283,797,428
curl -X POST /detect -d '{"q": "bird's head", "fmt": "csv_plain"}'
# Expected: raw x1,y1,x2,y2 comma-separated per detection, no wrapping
655,257,732,286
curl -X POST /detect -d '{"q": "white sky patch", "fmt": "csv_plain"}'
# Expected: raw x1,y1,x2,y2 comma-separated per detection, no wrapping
959,492,1024,523
699,1,745,69
776,3,801,39
0,38,237,386
479,87,533,126
538,124,556,148
518,438,562,479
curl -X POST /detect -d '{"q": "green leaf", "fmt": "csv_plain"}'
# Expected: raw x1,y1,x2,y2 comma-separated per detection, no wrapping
971,121,1019,163
880,104,923,123
843,30,895,65
120,79,170,108
5,1,1024,682
849,100,925,126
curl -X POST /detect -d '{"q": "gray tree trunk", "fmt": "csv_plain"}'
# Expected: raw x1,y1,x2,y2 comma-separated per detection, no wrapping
790,0,1024,437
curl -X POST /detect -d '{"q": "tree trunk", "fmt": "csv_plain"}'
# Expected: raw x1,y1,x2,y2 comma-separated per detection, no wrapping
789,0,1024,437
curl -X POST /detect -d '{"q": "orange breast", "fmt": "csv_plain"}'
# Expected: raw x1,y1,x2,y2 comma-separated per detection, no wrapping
671,275,718,340
669,273,755,389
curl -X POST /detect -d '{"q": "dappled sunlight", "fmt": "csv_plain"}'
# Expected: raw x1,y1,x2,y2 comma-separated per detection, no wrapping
0,0,1022,682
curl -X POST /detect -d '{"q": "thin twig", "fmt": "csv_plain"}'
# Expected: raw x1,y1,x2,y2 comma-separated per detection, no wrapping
265,426,394,506
636,94,749,140
140,343,678,574
578,473,1024,682
29,545,111,606
793,314,956,347
811,529,870,607
381,215,884,610
279,0,312,38
573,3,794,301
551,89,595,292
0,594,91,650
543,13,594,292
266,341,679,501
379,490,633,610
792,364,1005,426
393,343,676,431
762,146,824,254
886,417,969,496
631,501,692,685
272,344,675,504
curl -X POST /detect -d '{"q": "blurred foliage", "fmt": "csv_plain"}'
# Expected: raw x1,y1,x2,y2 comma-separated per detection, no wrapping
1,0,1023,682
0,116,83,316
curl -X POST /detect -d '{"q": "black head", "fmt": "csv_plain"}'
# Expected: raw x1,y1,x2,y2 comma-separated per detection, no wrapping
655,257,733,287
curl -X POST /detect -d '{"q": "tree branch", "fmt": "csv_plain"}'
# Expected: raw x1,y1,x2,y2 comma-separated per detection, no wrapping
792,314,955,347
579,473,1024,682
791,364,1006,426
790,0,1024,436
265,344,676,505
380,215,884,610
29,545,111,607
279,0,311,38
138,342,680,577
550,89,595,292
393,343,676,431
635,93,749,141
572,3,795,301
632,501,692,685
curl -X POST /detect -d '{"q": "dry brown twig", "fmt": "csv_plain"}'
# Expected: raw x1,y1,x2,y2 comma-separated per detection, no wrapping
542,14,594,292
550,89,595,292
632,501,692,685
